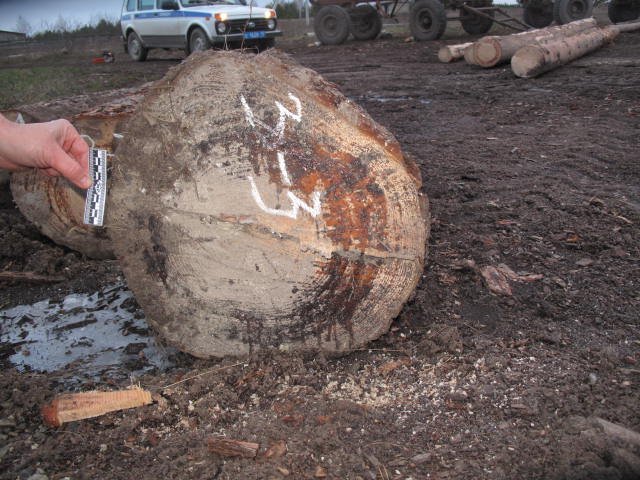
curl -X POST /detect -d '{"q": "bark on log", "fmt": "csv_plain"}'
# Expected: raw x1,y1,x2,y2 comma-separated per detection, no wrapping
466,17,598,67
438,42,474,63
7,88,145,259
511,23,640,78
108,50,429,358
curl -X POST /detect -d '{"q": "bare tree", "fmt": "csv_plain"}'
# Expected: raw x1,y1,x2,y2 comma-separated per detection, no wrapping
15,15,32,36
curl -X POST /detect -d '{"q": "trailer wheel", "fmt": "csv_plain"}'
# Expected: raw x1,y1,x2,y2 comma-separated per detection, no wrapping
349,4,383,41
314,5,351,45
410,0,447,41
523,3,554,28
459,7,494,35
553,0,593,24
608,0,640,23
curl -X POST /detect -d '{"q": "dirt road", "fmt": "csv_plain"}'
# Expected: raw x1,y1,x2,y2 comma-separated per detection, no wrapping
1,11,639,480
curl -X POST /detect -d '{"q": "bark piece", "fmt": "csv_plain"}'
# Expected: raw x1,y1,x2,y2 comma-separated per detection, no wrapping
511,23,640,78
438,42,474,63
108,50,429,358
467,18,597,67
207,436,260,458
41,387,153,427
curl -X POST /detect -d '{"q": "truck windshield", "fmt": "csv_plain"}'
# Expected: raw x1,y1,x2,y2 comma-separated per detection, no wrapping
181,0,247,6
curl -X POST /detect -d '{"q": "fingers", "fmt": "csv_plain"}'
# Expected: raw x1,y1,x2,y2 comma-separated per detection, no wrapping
60,121,90,173
49,144,91,189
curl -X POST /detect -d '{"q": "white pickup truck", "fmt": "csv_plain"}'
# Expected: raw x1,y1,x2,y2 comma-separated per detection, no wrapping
120,0,282,61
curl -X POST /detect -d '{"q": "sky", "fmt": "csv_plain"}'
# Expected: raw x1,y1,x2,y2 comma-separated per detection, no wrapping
0,0,124,33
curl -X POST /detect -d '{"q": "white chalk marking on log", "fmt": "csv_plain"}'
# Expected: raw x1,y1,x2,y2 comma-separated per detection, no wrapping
239,93,302,148
277,151,292,186
240,93,324,220
247,175,322,219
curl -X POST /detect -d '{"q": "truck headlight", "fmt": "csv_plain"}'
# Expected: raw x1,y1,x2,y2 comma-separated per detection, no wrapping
267,19,276,30
216,22,227,34
264,9,276,19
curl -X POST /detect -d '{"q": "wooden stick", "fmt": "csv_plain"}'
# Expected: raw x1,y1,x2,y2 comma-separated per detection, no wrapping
0,271,65,283
207,436,260,458
438,42,474,63
466,18,598,67
510,24,640,78
41,387,153,427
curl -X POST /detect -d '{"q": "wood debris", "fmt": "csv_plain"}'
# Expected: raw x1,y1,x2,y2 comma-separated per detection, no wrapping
41,387,153,427
207,436,260,458
480,264,543,296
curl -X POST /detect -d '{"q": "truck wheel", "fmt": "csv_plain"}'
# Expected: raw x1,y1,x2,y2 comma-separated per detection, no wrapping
189,27,211,54
409,0,447,41
553,0,593,24
349,4,383,41
459,7,494,35
314,5,350,45
608,0,640,23
127,32,148,62
523,3,554,28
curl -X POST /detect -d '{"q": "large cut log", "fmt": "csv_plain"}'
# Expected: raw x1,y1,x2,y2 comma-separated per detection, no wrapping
512,22,640,78
438,42,473,63
7,88,145,259
109,50,429,358
466,17,598,67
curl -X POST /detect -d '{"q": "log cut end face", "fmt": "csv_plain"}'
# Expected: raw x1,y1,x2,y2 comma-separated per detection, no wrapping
6,93,145,260
110,50,429,358
10,171,113,260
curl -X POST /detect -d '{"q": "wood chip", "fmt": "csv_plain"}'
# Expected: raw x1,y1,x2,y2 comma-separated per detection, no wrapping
207,436,259,458
41,387,153,427
262,440,287,459
378,357,412,375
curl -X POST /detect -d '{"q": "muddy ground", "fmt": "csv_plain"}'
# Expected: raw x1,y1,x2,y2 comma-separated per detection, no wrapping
1,8,640,480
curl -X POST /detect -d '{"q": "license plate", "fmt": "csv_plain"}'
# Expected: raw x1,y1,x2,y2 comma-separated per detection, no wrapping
243,31,265,39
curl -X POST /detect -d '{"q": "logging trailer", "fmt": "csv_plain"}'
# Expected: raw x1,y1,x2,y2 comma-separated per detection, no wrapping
311,0,638,45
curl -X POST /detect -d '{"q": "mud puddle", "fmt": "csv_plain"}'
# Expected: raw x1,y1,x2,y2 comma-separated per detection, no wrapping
0,283,176,381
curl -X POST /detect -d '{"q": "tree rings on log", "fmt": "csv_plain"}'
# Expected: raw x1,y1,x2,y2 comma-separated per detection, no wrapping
109,50,429,358
7,90,144,259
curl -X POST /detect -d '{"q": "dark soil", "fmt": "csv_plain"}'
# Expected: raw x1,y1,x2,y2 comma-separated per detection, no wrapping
1,10,639,480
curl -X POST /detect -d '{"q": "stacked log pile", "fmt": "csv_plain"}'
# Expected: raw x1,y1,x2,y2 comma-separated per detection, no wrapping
438,18,640,77
7,50,430,359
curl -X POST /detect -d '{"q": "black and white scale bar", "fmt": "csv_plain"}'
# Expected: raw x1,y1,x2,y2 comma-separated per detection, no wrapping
83,148,108,226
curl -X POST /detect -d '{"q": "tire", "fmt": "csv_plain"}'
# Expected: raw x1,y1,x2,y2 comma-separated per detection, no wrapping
349,4,383,41
258,38,276,52
189,27,211,54
459,7,494,35
523,3,554,27
314,5,351,45
127,32,148,62
553,0,593,24
409,0,447,41
608,0,640,23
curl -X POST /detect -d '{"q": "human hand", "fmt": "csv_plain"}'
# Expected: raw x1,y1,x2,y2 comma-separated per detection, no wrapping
0,114,91,189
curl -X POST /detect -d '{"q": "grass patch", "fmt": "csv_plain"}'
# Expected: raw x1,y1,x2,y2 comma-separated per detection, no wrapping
0,66,139,109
